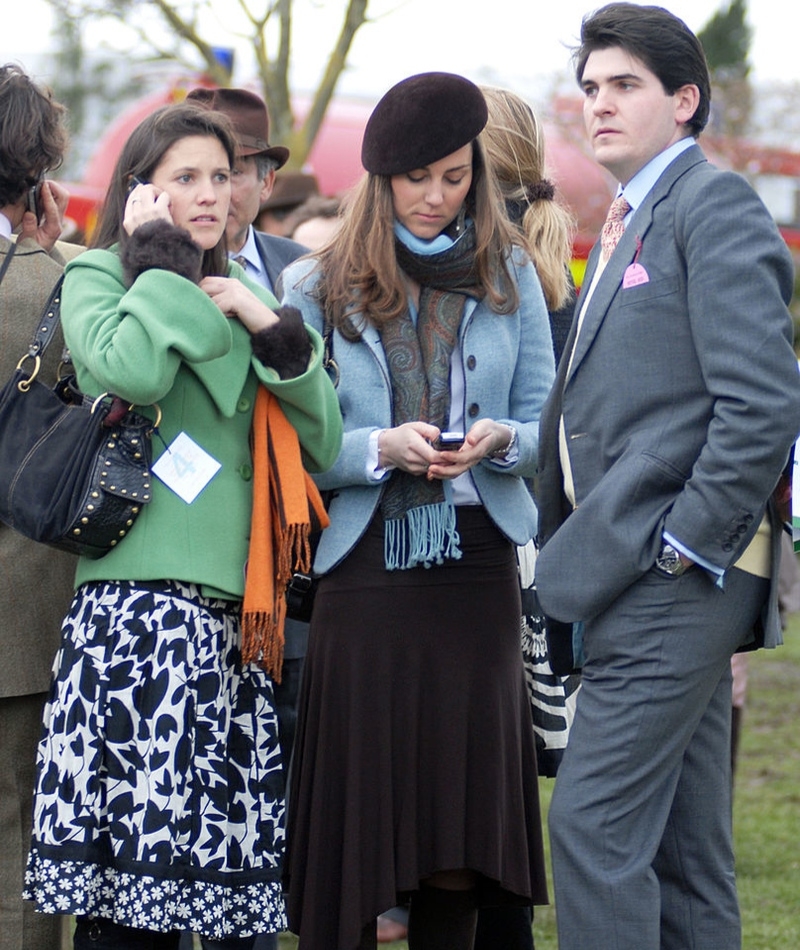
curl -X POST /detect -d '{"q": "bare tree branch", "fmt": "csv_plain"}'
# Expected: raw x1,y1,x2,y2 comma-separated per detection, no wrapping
289,0,369,160
45,0,373,173
150,0,232,85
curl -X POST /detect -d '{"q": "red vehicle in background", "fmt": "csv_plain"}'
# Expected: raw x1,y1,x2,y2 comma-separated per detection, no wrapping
64,78,799,287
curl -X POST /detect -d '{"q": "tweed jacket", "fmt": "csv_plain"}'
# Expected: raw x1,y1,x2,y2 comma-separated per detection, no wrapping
61,248,342,598
280,250,556,575
0,237,84,697
535,146,800,649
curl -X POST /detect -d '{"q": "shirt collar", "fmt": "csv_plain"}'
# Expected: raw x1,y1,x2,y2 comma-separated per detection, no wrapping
0,212,13,239
618,137,696,215
230,226,264,275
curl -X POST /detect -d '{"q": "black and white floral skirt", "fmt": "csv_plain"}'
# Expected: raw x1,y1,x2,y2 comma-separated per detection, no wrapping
23,580,287,941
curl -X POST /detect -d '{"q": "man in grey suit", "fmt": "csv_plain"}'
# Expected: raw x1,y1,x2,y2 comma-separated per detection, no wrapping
534,5,800,949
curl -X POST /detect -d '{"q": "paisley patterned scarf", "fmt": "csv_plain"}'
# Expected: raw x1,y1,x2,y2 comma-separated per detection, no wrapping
379,223,484,570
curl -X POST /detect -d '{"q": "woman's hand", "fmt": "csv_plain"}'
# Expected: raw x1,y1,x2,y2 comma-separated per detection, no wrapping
378,422,441,476
200,276,280,334
20,179,69,251
123,181,173,234
426,419,515,480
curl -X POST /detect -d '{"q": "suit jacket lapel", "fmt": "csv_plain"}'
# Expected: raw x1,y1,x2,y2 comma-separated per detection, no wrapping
252,232,277,291
566,145,707,384
567,227,639,381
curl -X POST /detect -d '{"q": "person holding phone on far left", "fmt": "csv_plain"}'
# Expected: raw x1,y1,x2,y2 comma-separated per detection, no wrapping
0,62,82,950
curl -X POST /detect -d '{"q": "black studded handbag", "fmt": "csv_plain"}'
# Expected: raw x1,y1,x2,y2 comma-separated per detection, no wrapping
0,258,158,558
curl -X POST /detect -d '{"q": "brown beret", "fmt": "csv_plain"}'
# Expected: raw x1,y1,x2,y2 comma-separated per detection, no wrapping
361,72,488,176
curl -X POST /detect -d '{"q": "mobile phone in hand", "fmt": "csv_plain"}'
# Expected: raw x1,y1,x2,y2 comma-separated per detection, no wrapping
25,181,43,221
436,431,465,450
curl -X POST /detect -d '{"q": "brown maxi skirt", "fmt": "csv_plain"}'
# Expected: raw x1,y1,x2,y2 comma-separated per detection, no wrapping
285,506,547,949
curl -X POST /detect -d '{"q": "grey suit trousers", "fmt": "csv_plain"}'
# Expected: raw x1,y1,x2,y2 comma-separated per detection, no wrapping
548,565,768,950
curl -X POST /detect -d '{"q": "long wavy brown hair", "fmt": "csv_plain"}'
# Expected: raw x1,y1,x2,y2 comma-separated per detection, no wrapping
304,138,520,338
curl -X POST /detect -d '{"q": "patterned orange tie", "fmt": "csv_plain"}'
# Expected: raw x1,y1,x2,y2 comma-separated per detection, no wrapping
600,195,631,260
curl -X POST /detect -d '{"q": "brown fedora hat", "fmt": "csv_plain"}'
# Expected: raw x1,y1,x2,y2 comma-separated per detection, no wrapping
187,87,290,168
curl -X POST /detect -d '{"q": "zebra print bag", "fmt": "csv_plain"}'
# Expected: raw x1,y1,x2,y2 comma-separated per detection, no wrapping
517,540,581,777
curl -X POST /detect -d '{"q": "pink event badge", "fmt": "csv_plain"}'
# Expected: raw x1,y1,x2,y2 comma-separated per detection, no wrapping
623,262,649,288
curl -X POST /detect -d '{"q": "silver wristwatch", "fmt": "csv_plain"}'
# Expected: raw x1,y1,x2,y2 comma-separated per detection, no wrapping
655,542,689,576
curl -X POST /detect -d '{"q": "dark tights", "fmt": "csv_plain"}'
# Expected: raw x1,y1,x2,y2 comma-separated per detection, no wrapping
362,888,532,950
358,920,377,950
73,917,181,950
407,885,478,950
474,906,534,950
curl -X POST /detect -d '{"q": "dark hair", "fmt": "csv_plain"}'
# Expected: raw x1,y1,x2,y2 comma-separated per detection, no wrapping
574,3,711,136
92,103,237,277
0,63,67,207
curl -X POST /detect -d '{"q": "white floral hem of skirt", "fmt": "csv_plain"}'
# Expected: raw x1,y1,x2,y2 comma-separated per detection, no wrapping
24,854,286,938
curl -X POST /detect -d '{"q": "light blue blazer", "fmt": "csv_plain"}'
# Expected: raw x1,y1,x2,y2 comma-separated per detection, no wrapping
280,250,556,574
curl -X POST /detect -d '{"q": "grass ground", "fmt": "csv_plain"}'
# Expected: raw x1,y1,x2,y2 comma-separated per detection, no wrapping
277,615,800,949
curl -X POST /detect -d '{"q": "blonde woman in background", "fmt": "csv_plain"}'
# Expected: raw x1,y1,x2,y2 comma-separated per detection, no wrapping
474,86,578,950
480,85,576,365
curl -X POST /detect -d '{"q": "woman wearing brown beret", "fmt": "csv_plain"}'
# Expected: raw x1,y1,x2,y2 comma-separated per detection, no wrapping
280,72,555,950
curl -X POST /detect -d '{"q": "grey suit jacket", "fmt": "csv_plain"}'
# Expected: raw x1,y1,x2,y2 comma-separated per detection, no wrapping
535,145,800,649
253,230,309,293
0,237,83,697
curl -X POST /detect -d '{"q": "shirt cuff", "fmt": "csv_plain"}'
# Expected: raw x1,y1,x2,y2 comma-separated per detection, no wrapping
367,428,395,481
663,531,725,588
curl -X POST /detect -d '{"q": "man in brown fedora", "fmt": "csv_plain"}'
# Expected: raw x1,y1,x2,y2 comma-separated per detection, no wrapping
187,86,308,294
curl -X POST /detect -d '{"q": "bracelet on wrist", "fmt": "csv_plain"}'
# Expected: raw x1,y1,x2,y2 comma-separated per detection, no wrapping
490,425,517,459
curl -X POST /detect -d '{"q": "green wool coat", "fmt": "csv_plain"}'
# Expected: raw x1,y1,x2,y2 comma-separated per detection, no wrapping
61,249,342,599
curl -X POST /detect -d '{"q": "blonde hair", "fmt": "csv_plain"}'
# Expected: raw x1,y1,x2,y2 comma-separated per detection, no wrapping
480,86,575,312
307,138,520,337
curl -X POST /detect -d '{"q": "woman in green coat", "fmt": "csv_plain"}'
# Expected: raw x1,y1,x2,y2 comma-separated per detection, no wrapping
23,103,342,950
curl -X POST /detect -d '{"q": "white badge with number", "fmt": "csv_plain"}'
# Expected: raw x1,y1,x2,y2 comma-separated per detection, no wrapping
152,431,221,504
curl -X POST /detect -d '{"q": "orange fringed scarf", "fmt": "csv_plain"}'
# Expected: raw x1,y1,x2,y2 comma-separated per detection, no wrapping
241,385,330,682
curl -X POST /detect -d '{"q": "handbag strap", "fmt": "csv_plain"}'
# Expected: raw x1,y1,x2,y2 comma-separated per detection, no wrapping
25,275,64,360
0,241,17,287
321,313,339,388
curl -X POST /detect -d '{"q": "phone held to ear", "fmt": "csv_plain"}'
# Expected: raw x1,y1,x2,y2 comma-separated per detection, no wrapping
25,181,43,221
127,175,148,196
